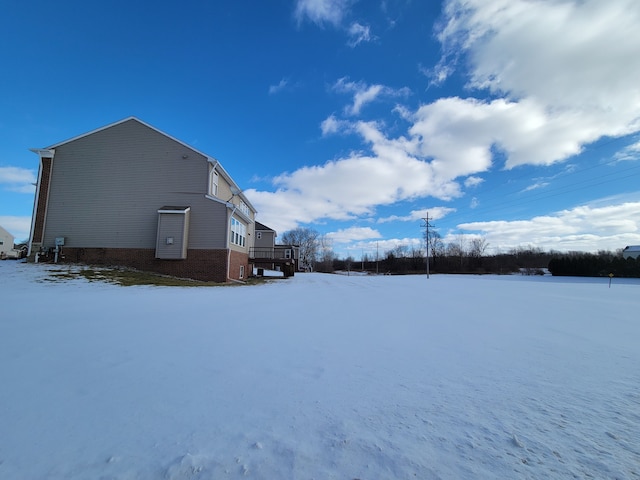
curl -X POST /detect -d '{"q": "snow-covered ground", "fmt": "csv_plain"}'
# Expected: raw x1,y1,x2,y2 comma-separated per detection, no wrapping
1,261,638,479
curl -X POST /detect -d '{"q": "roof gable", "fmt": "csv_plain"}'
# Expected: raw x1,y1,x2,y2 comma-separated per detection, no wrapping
46,117,208,155
39,117,257,214
255,221,276,233
0,225,15,240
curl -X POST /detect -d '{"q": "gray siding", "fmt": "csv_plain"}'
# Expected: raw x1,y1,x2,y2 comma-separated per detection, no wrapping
255,230,275,249
43,119,228,249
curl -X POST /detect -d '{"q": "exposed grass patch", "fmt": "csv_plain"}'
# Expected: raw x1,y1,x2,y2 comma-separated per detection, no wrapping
44,266,268,287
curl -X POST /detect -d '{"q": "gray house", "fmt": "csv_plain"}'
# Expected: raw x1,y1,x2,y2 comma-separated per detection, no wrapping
622,245,640,260
0,225,15,259
29,117,257,282
251,221,299,276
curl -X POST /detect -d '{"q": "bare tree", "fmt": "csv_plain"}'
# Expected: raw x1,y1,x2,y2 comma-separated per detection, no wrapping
469,237,489,258
392,244,409,258
446,242,462,257
425,230,445,268
447,235,467,270
280,227,319,271
317,234,335,272
410,246,425,271
468,236,489,270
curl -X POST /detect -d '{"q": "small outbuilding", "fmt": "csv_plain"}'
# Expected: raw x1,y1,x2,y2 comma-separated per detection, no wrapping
0,225,15,258
0,225,23,259
622,245,640,260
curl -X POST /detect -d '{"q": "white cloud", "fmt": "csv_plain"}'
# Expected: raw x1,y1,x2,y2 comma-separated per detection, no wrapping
320,115,348,136
0,166,36,184
349,85,384,116
455,201,640,253
251,0,640,250
425,61,454,88
521,181,549,193
268,78,289,95
245,119,464,234
0,166,36,194
614,140,640,162
431,0,640,168
378,206,455,223
409,95,608,170
293,0,373,48
332,78,411,116
347,22,373,47
326,226,382,243
294,0,351,27
464,176,483,188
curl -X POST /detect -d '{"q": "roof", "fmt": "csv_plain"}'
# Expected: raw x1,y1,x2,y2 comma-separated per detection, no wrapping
0,225,15,239
37,117,257,214
623,245,640,251
255,221,276,232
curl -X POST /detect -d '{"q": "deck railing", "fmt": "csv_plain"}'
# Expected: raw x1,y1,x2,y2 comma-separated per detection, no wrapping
249,247,296,260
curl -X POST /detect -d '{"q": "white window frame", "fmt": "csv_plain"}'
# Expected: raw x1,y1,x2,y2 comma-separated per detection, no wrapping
230,217,246,247
239,200,250,217
256,232,262,240
239,265,245,279
209,169,219,197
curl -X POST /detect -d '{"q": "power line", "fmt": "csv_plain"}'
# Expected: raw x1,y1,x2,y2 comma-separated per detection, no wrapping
440,162,640,227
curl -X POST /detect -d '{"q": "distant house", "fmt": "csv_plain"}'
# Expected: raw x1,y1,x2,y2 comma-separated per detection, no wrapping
28,117,257,282
251,221,299,276
0,225,15,259
622,245,640,260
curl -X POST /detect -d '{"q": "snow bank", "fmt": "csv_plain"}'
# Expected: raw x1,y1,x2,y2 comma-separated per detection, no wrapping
1,261,638,479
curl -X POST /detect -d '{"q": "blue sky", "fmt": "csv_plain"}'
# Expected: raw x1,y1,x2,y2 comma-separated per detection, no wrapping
1,0,640,259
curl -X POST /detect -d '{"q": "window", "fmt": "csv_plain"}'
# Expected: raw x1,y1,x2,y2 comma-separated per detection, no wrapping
230,217,246,247
239,265,245,279
285,249,292,259
209,169,219,197
239,200,250,217
256,232,262,240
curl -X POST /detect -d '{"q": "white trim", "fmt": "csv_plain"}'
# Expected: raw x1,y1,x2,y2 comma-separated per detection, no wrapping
209,167,219,197
230,204,252,223
157,207,191,214
205,194,228,205
29,148,55,158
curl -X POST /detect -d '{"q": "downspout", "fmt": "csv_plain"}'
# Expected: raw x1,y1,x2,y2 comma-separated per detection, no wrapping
226,202,239,282
28,159,44,258
28,149,55,257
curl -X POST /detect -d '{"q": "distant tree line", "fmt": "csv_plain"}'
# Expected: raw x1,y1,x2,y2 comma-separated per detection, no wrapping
278,227,640,278
548,251,640,278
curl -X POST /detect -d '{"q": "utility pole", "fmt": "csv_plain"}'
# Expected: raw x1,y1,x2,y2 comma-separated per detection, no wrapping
421,213,434,279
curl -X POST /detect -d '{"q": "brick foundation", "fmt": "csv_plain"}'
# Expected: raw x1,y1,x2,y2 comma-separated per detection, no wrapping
229,249,249,280
37,247,250,282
